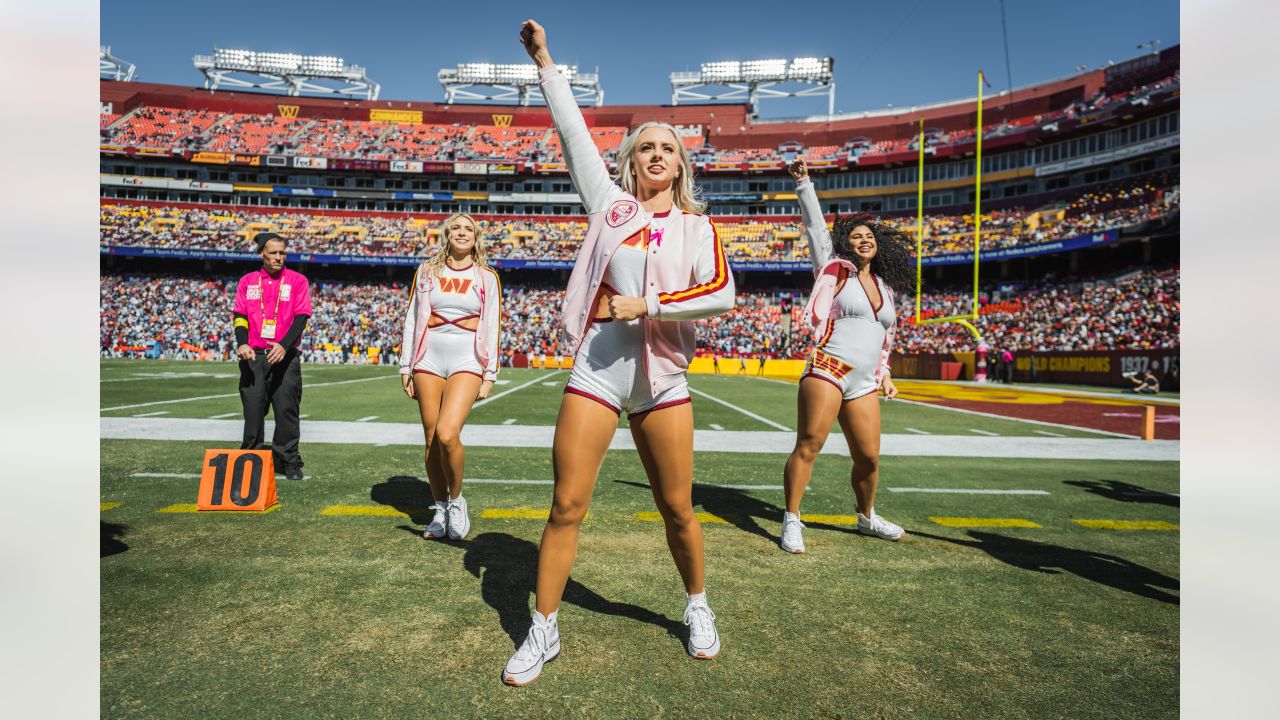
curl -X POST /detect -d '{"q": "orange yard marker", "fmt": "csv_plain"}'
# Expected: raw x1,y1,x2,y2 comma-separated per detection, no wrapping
1142,405,1156,441
197,449,278,511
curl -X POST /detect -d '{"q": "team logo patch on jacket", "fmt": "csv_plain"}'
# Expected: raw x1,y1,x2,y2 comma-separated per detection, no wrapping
606,199,639,228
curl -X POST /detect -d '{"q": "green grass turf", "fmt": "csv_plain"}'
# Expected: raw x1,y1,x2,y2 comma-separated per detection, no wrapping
100,359,1109,438
102,450,1177,717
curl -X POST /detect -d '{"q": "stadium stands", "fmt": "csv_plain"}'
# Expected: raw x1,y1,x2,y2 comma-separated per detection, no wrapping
100,73,1178,164
99,177,1178,261
99,266,1179,363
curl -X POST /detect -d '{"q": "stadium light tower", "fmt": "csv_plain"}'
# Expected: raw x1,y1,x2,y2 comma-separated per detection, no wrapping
193,49,380,100
437,63,603,106
100,46,136,82
671,57,835,115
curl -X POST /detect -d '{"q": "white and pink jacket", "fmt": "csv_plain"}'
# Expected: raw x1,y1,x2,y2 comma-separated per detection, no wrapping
399,262,502,381
542,66,735,397
797,176,896,382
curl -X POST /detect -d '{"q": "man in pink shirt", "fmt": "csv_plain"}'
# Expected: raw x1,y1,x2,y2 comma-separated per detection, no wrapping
233,232,312,480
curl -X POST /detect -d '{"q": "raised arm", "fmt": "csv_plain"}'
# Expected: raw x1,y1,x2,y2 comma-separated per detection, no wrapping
523,19,620,214
787,159,833,269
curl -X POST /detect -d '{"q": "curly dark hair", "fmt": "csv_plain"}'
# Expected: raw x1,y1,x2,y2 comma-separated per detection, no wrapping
829,212,916,294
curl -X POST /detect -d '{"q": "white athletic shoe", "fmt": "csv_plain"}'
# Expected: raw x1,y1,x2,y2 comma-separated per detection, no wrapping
780,512,806,554
446,495,470,540
683,602,721,659
857,509,905,541
503,611,560,686
422,501,447,540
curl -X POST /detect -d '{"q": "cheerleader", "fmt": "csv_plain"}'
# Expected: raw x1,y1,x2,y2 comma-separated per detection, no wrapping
502,19,736,686
779,159,914,554
400,212,502,541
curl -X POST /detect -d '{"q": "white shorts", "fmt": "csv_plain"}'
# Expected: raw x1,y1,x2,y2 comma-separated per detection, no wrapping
565,320,690,417
413,327,483,380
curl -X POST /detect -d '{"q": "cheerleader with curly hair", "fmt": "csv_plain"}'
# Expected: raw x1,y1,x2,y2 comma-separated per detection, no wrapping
778,159,915,554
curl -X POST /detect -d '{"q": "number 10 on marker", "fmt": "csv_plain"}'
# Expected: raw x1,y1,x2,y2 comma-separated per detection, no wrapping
197,449,278,511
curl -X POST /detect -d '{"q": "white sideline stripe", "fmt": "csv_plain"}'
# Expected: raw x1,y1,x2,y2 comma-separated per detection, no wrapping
892,398,1134,438
904,427,931,435
101,375,387,412
709,423,724,430
474,371,564,408
1122,491,1181,498
1033,430,1065,437
688,387,792,431
355,416,379,422
394,477,554,486
887,488,1050,495
102,418,1180,461
503,418,517,425
208,412,240,419
133,410,170,418
969,428,1000,436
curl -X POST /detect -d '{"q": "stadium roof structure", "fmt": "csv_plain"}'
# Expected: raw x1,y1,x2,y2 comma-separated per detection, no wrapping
193,49,381,100
100,46,135,82
437,63,604,106
671,57,836,115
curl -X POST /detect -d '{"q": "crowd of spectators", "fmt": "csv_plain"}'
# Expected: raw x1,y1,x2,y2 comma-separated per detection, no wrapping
100,74,1177,163
100,265,1178,364
99,180,1178,261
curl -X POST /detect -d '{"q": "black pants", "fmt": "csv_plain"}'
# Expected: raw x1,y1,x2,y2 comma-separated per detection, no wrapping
239,350,303,471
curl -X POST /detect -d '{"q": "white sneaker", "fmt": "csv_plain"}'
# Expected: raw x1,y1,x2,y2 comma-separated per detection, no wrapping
780,512,806,554
423,501,447,540
857,509,904,541
503,611,560,686
447,495,470,540
683,602,721,659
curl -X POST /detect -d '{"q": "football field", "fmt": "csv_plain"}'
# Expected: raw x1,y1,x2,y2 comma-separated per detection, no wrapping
100,359,1178,718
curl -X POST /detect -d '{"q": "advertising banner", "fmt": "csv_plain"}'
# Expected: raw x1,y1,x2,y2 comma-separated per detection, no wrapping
100,145,127,155
454,162,488,175
393,191,453,201
292,156,328,169
230,154,261,166
370,109,423,123
923,230,1120,266
191,152,231,164
534,162,566,173
1012,349,1179,389
391,160,424,173
488,163,518,175
265,155,289,167
271,186,336,197
135,147,173,156
328,158,390,172
421,161,455,173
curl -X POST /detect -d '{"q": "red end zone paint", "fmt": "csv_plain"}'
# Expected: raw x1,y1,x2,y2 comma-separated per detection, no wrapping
894,382,1181,439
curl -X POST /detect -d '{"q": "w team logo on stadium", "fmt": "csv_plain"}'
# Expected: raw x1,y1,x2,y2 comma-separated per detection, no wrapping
438,277,473,294
277,104,300,118
606,199,639,228
491,114,513,127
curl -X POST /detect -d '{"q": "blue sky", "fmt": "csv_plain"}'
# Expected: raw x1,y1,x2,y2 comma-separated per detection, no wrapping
101,0,1179,117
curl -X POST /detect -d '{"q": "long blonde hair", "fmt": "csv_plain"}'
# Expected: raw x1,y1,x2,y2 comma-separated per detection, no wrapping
614,122,706,214
423,212,488,278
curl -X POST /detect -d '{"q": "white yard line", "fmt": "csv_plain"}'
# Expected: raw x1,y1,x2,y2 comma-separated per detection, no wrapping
887,487,1050,495
969,428,1000,436
103,418,1180,461
355,416,379,422
132,410,170,418
503,418,517,425
892,398,1135,438
904,427,931,435
1033,430,1065,437
208,412,240,419
101,375,387,412
688,387,792,432
474,371,564,408
709,423,724,430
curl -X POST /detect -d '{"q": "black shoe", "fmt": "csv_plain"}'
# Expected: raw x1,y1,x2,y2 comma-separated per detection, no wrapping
285,467,304,481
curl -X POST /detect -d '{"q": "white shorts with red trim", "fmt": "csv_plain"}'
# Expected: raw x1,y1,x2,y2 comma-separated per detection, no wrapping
802,348,879,401
565,322,690,416
413,326,483,380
